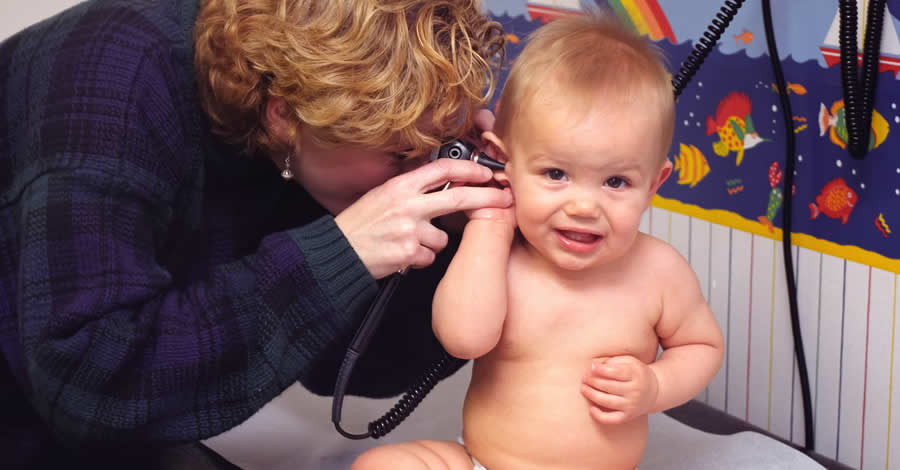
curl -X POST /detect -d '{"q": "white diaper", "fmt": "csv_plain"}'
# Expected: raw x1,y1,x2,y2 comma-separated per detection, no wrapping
457,436,487,470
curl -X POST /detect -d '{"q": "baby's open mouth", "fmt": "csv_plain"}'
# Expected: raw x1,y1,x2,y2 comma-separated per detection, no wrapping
558,230,600,243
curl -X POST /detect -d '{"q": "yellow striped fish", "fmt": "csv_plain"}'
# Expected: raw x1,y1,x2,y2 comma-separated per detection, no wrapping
673,143,710,188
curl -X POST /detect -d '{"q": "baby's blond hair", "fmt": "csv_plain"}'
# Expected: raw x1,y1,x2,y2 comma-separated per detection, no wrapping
194,0,505,157
494,9,674,161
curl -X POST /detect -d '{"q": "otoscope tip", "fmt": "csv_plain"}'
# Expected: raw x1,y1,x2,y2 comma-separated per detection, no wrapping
473,154,506,171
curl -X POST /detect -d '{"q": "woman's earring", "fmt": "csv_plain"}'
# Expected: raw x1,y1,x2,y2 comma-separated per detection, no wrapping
281,155,294,180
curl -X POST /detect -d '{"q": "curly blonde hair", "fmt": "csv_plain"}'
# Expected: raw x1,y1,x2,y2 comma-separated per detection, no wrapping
194,0,505,157
494,9,674,161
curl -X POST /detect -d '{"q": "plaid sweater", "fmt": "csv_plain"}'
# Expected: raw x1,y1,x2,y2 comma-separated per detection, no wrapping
0,0,459,464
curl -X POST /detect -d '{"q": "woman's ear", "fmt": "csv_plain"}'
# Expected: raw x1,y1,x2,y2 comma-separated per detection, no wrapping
264,97,295,146
481,130,511,186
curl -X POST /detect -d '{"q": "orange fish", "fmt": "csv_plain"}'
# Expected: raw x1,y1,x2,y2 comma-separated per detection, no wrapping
808,177,858,224
771,82,808,95
733,29,753,45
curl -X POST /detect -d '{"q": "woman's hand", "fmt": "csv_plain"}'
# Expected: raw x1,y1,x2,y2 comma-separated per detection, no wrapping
334,158,513,279
464,184,515,230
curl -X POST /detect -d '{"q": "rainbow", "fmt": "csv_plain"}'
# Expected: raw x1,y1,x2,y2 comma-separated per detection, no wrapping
606,0,676,43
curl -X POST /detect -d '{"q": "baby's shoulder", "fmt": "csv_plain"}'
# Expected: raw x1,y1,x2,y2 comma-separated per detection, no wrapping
631,234,703,305
631,232,689,268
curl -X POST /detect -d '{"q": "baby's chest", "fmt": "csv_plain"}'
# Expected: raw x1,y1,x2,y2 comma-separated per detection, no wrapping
499,277,661,361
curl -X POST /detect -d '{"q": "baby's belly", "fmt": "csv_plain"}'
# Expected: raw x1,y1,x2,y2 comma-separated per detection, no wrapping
462,357,647,470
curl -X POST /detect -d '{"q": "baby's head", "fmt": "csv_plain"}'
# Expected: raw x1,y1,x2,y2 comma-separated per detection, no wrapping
490,8,674,163
484,10,676,271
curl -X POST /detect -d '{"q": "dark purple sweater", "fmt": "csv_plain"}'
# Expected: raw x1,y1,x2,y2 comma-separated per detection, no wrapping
0,0,460,465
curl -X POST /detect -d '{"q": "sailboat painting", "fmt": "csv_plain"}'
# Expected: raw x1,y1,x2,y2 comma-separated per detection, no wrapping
819,0,900,76
525,0,583,23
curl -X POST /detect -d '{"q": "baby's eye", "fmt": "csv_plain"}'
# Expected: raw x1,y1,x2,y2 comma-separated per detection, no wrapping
605,176,628,189
545,168,567,181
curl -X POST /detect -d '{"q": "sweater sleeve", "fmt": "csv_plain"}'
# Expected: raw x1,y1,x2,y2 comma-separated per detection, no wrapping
18,171,380,446
11,19,379,448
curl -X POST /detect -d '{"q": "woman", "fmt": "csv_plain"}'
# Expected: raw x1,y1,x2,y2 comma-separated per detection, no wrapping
0,0,508,466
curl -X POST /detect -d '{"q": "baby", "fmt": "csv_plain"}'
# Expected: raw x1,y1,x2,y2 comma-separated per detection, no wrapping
352,9,724,470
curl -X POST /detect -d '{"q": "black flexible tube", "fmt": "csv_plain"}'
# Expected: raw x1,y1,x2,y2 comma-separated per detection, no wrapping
839,0,886,159
671,0,746,99
332,270,466,440
332,273,405,439
761,0,814,452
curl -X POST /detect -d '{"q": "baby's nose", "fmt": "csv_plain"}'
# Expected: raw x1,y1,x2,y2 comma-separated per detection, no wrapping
563,198,600,218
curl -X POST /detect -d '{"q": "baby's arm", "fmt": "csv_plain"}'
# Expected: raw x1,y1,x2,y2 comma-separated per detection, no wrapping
433,209,515,359
582,243,724,424
647,244,725,413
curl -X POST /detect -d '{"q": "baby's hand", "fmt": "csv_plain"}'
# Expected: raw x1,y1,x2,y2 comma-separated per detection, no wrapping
581,356,659,425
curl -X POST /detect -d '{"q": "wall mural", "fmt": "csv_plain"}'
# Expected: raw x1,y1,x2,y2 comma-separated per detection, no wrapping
483,0,900,274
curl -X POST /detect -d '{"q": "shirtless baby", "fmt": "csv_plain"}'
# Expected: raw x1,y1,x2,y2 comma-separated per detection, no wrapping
352,9,724,470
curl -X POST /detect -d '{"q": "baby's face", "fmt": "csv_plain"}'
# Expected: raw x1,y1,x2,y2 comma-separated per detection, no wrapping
503,95,671,272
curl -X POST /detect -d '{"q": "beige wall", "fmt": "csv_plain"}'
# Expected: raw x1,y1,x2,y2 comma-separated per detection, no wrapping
0,0,83,40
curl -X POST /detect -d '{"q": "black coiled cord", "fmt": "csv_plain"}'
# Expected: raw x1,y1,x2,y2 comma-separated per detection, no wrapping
671,0,746,99
332,271,465,440
839,0,886,159
366,352,462,439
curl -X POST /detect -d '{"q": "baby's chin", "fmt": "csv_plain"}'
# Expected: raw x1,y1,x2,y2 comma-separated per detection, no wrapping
552,246,637,273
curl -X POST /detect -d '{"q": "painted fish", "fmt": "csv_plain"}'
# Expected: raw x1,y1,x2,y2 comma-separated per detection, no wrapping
706,91,767,166
757,162,784,233
875,213,891,238
733,29,753,45
818,100,890,150
771,82,808,95
673,143,709,188
505,33,520,43
808,177,857,224
758,188,784,233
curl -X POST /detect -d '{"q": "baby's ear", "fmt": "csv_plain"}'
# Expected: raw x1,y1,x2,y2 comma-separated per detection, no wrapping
649,159,673,195
480,131,511,186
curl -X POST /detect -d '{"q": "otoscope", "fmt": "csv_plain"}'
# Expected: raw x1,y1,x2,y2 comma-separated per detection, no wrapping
429,139,506,171
331,138,504,440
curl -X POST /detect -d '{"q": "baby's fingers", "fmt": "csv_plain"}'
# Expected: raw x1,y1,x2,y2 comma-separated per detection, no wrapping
582,375,627,396
580,384,627,411
588,406,628,425
589,361,632,381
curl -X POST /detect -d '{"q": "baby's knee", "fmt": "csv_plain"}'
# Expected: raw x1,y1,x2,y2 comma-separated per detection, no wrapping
351,441,471,470
351,444,425,470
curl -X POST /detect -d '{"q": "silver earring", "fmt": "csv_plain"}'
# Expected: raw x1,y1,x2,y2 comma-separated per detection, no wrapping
281,154,294,180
